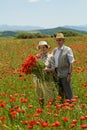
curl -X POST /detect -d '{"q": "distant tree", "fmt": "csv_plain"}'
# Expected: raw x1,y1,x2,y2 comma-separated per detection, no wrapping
1,31,17,37
16,32,28,39
59,31,80,37
51,33,56,38
16,32,49,39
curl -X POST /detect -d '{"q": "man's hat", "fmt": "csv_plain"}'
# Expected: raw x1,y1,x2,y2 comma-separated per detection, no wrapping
56,33,65,39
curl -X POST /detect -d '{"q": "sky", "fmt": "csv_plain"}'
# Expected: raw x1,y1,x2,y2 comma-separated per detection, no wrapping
0,0,87,28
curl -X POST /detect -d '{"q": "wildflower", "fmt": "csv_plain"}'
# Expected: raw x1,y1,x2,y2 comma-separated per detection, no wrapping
41,121,48,127
20,97,28,103
21,109,25,113
28,125,33,129
46,104,51,108
62,117,69,122
51,121,61,127
11,111,17,118
0,116,6,121
19,54,47,81
23,120,29,125
70,123,75,128
81,124,87,129
33,113,40,117
36,108,43,113
84,94,87,98
35,120,41,125
10,108,15,112
29,120,36,126
28,105,33,108
54,113,58,117
14,93,18,97
16,108,22,113
0,120,2,124
19,54,37,75
72,119,77,124
0,103,5,108
80,116,85,121
27,114,31,118
80,104,86,109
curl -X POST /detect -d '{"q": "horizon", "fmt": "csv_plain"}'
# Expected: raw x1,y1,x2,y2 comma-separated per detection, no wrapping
0,24,87,29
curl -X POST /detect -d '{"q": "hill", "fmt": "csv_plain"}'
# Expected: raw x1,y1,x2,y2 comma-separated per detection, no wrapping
37,27,87,35
0,31,17,37
0,25,87,38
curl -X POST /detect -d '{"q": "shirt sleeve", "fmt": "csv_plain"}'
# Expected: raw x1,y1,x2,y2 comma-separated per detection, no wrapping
46,55,55,68
67,48,75,63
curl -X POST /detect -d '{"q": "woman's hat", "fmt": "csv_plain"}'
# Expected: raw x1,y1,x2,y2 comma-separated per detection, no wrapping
37,41,50,49
56,33,65,39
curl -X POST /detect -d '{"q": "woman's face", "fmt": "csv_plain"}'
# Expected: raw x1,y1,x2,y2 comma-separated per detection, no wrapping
39,45,48,55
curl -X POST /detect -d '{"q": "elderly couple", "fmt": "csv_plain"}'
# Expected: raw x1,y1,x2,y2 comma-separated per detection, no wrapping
34,33,75,107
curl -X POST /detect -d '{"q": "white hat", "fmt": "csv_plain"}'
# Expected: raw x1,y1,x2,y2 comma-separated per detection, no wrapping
37,41,50,49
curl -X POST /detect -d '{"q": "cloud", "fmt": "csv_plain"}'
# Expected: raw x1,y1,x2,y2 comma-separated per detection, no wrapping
44,0,51,2
28,0,51,3
28,0,40,2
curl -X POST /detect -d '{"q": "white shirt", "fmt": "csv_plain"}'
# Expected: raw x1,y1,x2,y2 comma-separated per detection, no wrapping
54,45,75,68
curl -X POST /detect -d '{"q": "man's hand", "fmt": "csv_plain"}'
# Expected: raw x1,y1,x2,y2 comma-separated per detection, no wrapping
67,74,72,82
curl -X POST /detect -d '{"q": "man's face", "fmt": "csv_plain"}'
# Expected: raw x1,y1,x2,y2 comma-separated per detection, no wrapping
56,38,64,47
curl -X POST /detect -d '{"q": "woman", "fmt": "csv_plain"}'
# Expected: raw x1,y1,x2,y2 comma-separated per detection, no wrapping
33,41,57,107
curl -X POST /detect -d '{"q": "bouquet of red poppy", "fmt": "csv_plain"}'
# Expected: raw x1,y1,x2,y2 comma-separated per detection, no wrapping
19,54,46,81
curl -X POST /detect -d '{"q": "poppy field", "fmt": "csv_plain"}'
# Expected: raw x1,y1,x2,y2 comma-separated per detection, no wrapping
0,36,87,130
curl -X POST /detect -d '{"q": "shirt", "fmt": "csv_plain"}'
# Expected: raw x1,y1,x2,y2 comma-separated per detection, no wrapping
54,45,75,68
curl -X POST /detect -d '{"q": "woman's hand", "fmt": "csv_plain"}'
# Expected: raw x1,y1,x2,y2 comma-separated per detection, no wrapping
43,67,55,73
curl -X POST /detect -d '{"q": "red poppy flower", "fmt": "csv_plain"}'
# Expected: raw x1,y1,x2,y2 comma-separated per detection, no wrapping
41,121,48,127
19,54,45,81
81,124,87,129
19,54,37,75
62,117,69,122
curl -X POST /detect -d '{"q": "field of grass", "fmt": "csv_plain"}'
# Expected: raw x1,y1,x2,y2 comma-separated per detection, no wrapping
0,36,87,130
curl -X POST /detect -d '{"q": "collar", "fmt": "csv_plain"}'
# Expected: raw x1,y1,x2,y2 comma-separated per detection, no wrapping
40,53,48,58
58,45,64,50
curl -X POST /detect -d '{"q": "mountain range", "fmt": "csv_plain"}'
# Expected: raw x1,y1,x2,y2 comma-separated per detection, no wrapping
0,25,87,38
64,25,87,32
0,24,44,31
0,24,87,32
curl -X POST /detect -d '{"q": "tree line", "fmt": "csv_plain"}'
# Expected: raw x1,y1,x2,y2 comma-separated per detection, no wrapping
0,30,84,39
16,31,82,39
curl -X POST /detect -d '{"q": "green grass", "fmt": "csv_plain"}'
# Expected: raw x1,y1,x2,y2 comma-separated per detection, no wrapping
0,36,87,130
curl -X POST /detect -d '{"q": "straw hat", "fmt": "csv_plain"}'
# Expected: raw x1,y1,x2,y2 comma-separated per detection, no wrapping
56,33,65,39
37,41,50,49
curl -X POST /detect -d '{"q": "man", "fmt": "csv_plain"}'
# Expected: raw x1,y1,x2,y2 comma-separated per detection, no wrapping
53,33,75,101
